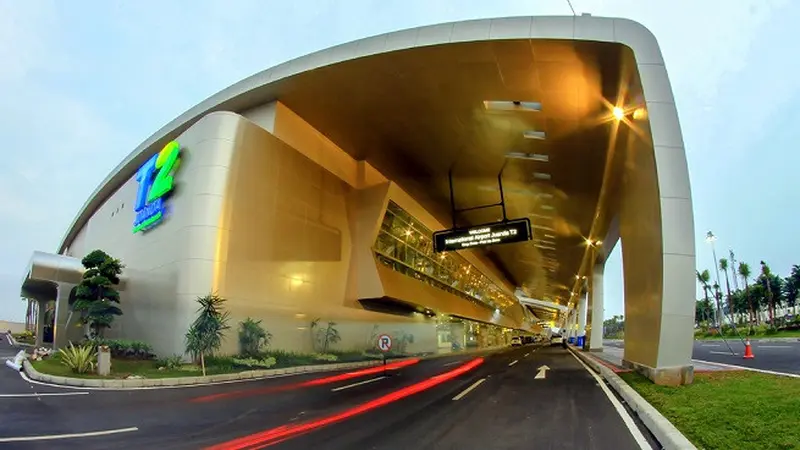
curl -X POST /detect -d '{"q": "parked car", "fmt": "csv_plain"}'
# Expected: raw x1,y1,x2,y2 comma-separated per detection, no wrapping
510,336,523,346
550,334,564,346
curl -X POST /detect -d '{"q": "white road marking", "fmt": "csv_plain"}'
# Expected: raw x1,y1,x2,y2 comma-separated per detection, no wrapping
0,427,138,443
701,344,721,347
710,351,737,356
756,345,791,349
5,334,13,345
524,353,530,357
569,352,651,450
534,365,550,380
331,376,386,392
0,392,88,398
692,359,800,378
442,360,463,367
508,360,519,367
452,378,486,401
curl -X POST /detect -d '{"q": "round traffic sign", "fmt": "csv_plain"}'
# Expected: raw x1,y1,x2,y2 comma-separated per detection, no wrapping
377,334,392,352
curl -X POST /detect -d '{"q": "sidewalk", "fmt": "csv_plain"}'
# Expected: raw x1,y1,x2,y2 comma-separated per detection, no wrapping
581,346,739,373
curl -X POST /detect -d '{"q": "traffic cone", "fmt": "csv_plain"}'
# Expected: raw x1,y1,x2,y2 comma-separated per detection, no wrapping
743,338,755,359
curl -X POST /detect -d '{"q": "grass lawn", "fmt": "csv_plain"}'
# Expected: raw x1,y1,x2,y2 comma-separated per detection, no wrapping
31,357,241,379
620,371,800,450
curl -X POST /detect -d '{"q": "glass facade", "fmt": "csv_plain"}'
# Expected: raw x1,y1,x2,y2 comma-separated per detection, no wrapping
373,201,518,312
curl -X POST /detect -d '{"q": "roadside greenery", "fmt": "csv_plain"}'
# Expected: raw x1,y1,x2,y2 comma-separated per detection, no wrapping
696,257,800,335
32,295,403,380
185,293,231,376
621,371,800,450
238,317,271,357
58,343,96,374
70,249,125,338
12,330,35,344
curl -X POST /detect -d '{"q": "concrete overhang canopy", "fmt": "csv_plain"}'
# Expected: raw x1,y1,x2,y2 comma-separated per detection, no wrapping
56,15,659,308
21,251,127,302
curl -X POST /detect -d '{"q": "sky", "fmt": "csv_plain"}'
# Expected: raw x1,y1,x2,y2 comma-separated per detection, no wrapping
1,0,798,322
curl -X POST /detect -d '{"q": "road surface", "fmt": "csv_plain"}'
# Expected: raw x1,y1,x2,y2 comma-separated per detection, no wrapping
605,339,800,375
1,338,655,449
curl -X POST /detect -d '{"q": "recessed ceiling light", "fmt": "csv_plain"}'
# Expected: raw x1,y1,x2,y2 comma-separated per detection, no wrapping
540,204,554,211
484,100,542,112
523,130,546,140
533,172,551,180
505,152,549,162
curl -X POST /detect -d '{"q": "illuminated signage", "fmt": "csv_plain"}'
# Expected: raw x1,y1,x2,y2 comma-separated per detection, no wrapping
432,218,532,253
133,140,182,233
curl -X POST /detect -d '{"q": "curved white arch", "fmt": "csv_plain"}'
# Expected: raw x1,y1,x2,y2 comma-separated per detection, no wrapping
57,15,663,254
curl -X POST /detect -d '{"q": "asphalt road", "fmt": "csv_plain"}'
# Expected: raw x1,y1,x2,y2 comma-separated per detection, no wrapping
605,339,800,375
1,336,655,449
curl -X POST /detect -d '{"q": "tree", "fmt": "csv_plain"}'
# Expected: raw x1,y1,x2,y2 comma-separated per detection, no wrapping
758,262,782,327
185,294,230,376
719,258,736,326
738,262,755,326
321,321,341,353
784,265,800,316
70,249,124,338
696,270,715,325
695,299,713,325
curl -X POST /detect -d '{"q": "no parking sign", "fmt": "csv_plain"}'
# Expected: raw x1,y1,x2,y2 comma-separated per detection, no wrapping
377,334,392,353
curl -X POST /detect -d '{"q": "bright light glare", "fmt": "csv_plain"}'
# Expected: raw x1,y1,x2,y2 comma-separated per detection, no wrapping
612,107,625,120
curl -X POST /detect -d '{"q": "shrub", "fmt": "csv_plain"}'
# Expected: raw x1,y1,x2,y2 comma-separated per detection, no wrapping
156,355,184,370
312,353,338,362
238,318,271,357
59,343,96,374
232,356,277,369
86,338,153,359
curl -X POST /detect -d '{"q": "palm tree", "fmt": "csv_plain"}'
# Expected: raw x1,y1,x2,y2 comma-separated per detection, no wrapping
696,270,714,325
738,262,755,326
719,258,735,326
760,261,775,327
713,282,724,327
185,294,231,376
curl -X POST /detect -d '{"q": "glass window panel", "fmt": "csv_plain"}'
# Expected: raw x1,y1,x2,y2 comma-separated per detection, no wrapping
373,201,517,314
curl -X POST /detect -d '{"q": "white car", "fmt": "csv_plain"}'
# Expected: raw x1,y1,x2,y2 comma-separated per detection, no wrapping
550,335,564,346
510,336,522,346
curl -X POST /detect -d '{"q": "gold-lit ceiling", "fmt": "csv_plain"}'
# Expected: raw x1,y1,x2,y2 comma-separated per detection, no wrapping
259,39,637,307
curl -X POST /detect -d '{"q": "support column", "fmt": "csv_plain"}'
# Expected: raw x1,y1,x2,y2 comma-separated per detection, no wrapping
578,294,587,337
588,262,605,351
617,96,696,385
53,283,75,349
34,300,46,347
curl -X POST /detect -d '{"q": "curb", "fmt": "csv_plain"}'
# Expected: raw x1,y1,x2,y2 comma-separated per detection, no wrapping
567,346,697,450
694,337,800,343
21,345,511,390
22,358,386,389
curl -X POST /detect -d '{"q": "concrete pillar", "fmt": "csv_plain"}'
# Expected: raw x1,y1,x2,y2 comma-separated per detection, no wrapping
588,262,605,351
53,283,75,349
617,101,696,385
34,301,45,347
578,294,587,337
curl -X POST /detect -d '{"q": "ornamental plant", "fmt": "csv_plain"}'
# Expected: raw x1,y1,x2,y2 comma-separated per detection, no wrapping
70,249,124,338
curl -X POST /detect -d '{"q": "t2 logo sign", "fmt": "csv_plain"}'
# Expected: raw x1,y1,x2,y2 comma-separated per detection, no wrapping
133,140,182,233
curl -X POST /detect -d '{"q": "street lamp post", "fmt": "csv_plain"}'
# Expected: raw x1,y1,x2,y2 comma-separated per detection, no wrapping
705,231,723,327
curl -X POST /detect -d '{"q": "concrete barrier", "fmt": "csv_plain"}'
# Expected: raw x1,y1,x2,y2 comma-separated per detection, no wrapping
567,346,697,450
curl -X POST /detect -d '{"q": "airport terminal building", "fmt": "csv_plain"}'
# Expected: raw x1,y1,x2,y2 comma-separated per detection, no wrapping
20,15,697,385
